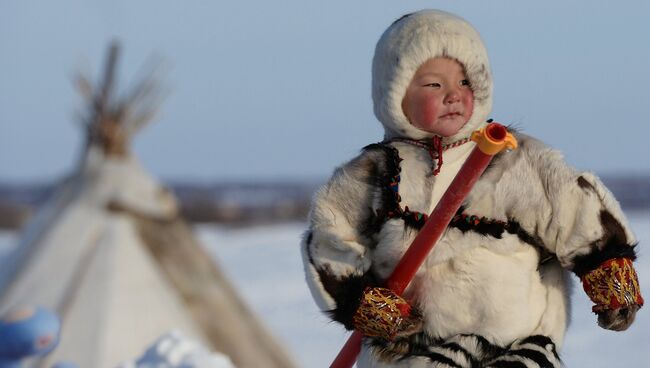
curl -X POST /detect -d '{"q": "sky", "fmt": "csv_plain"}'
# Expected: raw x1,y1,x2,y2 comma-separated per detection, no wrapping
1,1,649,183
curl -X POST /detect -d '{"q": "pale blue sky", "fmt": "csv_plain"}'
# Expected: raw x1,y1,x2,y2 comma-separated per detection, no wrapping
1,1,649,182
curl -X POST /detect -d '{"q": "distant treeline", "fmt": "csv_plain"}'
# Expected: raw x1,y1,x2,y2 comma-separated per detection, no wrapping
0,176,648,230
0,180,320,229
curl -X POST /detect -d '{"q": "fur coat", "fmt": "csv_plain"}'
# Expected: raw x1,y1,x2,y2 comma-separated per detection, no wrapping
301,10,641,367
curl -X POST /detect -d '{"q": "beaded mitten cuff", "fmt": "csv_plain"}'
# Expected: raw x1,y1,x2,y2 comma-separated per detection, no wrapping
581,257,644,313
352,287,417,340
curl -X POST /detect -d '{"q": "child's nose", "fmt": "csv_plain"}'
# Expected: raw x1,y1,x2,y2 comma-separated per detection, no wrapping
444,90,461,104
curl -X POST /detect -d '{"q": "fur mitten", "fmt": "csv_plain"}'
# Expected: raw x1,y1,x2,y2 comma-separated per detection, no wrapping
581,257,644,331
352,287,422,340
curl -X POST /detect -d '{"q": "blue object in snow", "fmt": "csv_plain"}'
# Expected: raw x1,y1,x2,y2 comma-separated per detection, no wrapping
51,363,78,368
0,305,60,368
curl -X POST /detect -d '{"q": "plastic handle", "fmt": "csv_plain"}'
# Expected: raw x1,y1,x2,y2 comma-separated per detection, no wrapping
471,123,517,155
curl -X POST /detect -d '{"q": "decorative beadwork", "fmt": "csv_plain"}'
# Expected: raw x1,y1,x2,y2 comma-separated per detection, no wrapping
388,137,473,152
381,136,473,229
452,213,507,228
388,136,473,176
352,287,412,340
581,257,644,312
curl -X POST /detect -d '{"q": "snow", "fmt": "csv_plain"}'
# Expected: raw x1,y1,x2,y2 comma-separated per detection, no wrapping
2,211,650,366
117,330,235,368
196,223,348,367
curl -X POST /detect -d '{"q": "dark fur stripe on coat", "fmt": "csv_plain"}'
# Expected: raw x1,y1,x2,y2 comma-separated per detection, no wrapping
370,332,560,368
571,210,637,277
304,231,379,329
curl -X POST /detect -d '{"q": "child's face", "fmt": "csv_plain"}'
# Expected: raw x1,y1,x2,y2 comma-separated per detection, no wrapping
401,57,474,137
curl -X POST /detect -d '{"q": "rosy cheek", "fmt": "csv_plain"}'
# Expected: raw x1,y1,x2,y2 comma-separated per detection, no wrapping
462,92,474,116
417,98,439,122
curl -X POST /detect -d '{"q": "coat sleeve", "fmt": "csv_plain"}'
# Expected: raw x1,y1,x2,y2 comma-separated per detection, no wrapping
505,135,642,318
522,143,637,273
301,149,386,330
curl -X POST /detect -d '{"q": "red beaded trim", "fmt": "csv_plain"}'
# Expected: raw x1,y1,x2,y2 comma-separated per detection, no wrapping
383,137,472,228
389,137,472,152
451,212,507,227
389,137,472,176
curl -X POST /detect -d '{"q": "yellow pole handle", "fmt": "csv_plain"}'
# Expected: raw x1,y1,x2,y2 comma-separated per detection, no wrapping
470,123,518,155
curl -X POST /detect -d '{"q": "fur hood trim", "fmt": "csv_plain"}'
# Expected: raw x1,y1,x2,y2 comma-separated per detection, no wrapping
372,10,493,142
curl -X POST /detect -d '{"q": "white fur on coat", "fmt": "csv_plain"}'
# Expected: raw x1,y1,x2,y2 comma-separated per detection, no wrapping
302,133,634,363
301,9,637,367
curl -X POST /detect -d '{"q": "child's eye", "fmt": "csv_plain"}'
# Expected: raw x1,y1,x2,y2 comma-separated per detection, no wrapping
460,79,471,87
423,83,441,88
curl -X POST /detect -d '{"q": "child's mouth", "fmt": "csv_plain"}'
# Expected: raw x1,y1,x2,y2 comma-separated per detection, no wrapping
440,112,462,119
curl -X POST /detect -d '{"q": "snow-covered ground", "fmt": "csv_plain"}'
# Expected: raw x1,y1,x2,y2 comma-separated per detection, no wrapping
195,223,348,367
2,211,649,367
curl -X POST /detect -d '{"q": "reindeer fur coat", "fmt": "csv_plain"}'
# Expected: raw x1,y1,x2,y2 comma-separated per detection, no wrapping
301,10,641,367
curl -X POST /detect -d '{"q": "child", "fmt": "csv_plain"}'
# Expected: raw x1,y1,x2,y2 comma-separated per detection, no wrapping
301,9,643,368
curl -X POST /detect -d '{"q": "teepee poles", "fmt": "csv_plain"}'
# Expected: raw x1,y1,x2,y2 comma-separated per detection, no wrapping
330,123,518,368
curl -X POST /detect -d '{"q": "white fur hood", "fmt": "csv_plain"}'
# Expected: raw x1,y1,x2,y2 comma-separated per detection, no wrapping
372,10,493,142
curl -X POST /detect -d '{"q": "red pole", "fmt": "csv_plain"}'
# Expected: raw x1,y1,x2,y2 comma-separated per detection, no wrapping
330,123,517,368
